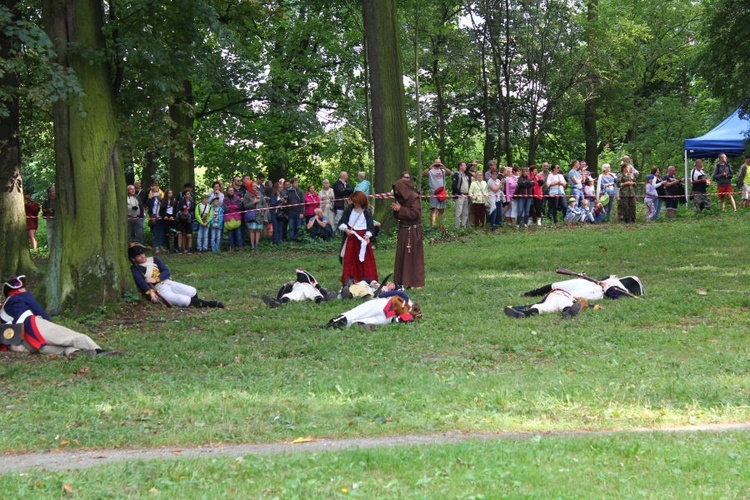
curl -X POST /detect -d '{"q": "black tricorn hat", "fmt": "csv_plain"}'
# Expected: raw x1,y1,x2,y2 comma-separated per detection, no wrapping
295,268,317,285
2,275,26,299
128,242,149,260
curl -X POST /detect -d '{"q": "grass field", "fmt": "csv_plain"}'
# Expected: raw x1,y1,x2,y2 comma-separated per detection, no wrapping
1,207,749,496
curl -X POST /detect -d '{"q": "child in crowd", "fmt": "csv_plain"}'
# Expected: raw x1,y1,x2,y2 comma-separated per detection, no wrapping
208,196,224,252
644,173,662,221
565,197,582,224
195,194,211,253
583,177,597,202
580,199,595,223
175,192,194,253
593,201,606,223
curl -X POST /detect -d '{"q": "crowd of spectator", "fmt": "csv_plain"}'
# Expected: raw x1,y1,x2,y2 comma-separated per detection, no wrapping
436,154,750,230
125,171,378,252
25,153,750,253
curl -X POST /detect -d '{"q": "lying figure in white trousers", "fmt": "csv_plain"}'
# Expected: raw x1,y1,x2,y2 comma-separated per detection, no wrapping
324,290,421,330
261,269,337,308
504,288,587,319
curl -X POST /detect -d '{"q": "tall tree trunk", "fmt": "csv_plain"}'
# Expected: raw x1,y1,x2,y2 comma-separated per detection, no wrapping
584,98,599,175
479,41,493,166
169,80,195,192
583,0,600,176
43,0,128,314
0,2,35,277
363,0,410,230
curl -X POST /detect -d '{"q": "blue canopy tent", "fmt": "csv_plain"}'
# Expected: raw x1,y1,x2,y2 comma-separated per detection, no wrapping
683,109,750,201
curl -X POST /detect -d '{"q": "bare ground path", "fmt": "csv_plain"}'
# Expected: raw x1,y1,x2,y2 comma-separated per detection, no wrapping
2,421,749,473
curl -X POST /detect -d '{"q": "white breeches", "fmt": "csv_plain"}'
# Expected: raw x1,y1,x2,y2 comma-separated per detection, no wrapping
282,282,322,302
530,290,576,315
155,279,196,308
343,298,391,326
551,279,604,301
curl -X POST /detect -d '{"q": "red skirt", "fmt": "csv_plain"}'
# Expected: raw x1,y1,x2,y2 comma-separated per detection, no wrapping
341,229,378,284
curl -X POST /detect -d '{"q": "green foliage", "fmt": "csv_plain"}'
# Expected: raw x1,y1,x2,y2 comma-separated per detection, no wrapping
698,0,750,113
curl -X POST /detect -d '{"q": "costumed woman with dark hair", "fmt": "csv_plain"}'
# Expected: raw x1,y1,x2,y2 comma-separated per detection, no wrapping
338,191,378,285
391,175,425,288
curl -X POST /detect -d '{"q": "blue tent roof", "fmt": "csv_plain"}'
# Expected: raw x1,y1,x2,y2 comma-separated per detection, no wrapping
684,109,750,159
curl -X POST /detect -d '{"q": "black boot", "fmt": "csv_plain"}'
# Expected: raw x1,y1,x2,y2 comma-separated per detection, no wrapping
561,301,581,319
191,295,207,307
504,306,529,318
261,295,281,308
325,314,348,329
341,277,355,300
521,284,553,297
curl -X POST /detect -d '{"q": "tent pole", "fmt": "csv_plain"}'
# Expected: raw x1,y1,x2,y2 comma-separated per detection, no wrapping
684,150,690,204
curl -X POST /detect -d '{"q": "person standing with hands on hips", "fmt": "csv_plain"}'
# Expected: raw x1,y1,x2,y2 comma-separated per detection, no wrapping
391,174,425,289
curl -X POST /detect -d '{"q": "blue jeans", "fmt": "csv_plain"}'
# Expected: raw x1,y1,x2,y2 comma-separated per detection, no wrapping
570,187,583,206
517,197,532,227
227,227,243,249
652,197,663,220
209,227,222,252
488,205,503,228
549,194,567,223
152,220,166,249
271,214,284,244
197,225,209,251
288,213,304,241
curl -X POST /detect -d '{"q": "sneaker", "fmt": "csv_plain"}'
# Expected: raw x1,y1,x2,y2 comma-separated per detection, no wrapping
537,220,542,226
261,294,281,308
324,290,338,302
561,301,582,319
503,306,528,319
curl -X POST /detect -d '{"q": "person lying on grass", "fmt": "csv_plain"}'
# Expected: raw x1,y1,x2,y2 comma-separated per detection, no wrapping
504,289,587,319
260,268,337,308
129,243,224,308
324,289,421,330
521,275,644,301
339,273,399,300
0,275,120,358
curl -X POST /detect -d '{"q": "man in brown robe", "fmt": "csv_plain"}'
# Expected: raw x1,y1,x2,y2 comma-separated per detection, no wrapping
391,175,425,288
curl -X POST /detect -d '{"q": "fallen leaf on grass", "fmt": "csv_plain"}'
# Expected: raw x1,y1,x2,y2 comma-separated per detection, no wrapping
290,436,317,444
171,449,184,454
62,484,74,494
74,366,90,375
696,289,708,296
593,304,602,310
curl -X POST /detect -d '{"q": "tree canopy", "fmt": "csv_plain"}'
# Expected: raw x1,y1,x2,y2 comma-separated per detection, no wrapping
0,0,745,308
